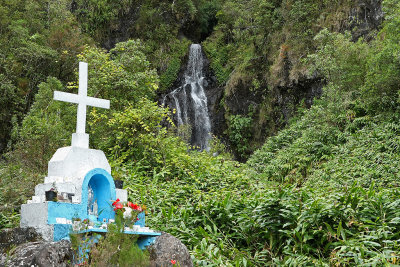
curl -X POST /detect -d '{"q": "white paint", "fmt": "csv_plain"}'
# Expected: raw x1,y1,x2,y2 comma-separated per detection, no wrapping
71,133,89,149
20,203,48,227
44,176,64,184
48,147,111,179
48,146,111,201
35,182,76,196
56,218,67,224
72,196,81,203
32,196,41,203
49,147,110,203
53,62,110,148
116,189,128,202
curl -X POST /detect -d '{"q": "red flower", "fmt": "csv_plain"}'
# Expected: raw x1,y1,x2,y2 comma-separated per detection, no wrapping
127,201,134,209
112,199,120,206
171,259,176,265
113,201,123,211
131,203,142,211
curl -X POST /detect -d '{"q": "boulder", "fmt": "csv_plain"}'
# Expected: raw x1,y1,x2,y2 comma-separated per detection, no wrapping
148,232,193,267
0,227,41,253
0,229,192,267
1,240,73,267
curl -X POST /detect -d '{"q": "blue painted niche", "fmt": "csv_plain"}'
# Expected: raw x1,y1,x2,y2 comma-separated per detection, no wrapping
82,168,116,222
48,168,147,241
48,168,116,226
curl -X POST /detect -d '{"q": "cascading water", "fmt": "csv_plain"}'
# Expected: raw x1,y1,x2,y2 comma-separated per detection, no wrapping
163,44,211,151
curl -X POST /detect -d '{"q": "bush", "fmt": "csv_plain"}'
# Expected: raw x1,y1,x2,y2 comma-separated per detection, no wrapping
92,98,194,180
70,211,149,266
227,114,253,161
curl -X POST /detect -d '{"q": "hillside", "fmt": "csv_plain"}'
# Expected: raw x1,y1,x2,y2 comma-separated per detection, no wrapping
1,0,400,265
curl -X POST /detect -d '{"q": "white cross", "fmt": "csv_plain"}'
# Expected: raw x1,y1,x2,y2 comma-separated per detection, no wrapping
53,62,110,148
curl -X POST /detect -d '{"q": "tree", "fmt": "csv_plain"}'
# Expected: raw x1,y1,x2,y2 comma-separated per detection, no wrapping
0,0,90,152
11,77,75,172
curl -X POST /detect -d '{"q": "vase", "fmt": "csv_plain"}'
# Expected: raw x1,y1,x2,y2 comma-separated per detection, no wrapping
114,180,124,189
45,191,57,201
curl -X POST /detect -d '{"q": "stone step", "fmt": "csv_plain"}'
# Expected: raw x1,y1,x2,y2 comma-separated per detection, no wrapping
35,182,76,197
27,195,46,204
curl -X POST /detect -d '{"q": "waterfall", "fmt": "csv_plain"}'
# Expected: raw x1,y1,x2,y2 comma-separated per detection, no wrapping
164,44,211,151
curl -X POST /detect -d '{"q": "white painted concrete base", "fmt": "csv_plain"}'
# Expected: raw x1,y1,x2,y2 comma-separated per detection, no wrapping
48,146,111,179
20,203,48,227
20,203,54,241
71,133,89,148
20,146,113,240
19,145,135,242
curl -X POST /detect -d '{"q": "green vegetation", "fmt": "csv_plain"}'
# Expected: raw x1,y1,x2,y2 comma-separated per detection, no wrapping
73,0,220,91
1,0,400,266
227,114,253,160
0,0,90,153
203,0,355,159
70,211,149,266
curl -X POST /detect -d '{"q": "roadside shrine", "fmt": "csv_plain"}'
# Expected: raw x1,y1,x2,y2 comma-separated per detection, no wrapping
20,62,160,249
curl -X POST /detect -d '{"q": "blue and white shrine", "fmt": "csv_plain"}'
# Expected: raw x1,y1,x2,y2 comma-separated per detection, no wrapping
20,62,160,247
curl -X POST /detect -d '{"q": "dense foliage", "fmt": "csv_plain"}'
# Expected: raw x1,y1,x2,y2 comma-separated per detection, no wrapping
1,0,400,266
202,0,356,159
0,0,91,153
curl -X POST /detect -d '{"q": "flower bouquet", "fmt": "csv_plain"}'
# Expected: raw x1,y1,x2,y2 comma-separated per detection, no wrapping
111,199,146,230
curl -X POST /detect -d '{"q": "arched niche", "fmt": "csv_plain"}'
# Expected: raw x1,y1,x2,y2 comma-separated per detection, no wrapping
82,168,116,221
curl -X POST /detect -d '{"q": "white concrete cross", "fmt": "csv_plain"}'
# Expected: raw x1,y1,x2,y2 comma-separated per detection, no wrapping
53,62,110,148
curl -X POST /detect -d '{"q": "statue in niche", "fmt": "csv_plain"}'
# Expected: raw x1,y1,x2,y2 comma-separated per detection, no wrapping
93,199,98,216
87,185,98,217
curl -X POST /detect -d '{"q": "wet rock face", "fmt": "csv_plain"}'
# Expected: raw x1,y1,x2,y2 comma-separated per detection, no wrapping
223,71,323,159
202,52,226,140
274,77,324,123
148,232,193,267
349,0,383,41
1,240,73,267
160,1,383,158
